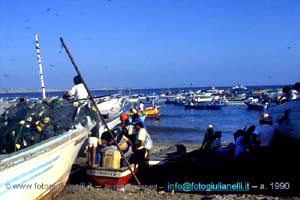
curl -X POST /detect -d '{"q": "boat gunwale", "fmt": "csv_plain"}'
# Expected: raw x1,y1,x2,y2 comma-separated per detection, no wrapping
0,118,96,171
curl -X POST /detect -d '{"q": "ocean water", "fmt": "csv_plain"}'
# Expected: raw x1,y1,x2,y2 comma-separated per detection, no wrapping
0,86,276,145
145,103,262,144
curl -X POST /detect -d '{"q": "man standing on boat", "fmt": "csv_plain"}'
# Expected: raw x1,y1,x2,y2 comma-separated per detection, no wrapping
139,102,145,113
64,75,88,100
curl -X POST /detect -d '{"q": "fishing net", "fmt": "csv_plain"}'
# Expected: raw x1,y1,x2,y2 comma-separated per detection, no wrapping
0,98,99,154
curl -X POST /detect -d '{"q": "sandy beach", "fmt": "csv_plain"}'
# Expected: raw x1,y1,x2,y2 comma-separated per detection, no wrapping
53,143,299,200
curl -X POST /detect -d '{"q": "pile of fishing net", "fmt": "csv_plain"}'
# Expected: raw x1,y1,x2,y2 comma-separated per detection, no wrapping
0,98,99,154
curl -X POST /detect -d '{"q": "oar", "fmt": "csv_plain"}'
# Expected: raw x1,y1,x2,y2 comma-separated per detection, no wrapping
59,37,141,186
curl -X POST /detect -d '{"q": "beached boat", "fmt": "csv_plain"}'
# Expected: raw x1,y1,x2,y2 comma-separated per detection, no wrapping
0,95,128,199
0,116,96,200
87,164,137,188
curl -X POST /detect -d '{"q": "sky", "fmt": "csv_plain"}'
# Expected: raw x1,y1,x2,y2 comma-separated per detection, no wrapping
0,0,300,89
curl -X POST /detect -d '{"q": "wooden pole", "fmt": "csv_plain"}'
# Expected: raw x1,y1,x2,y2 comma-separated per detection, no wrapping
34,34,47,99
59,37,141,186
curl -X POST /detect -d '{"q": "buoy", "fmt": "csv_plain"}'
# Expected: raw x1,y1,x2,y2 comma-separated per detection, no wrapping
43,117,50,124
36,125,43,132
16,144,21,149
11,131,16,136
92,106,97,112
26,116,32,122
73,101,79,107
46,98,52,104
23,140,27,147
39,111,45,117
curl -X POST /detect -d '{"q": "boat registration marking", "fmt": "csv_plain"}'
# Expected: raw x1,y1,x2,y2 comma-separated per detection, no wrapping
87,169,121,177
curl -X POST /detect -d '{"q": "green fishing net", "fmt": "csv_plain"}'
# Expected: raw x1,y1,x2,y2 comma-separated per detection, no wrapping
0,98,99,154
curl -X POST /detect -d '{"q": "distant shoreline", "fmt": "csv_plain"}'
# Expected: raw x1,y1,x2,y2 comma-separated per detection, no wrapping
0,84,287,94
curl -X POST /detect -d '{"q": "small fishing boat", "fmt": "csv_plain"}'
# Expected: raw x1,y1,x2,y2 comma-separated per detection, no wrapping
145,106,160,120
87,164,137,188
244,97,269,111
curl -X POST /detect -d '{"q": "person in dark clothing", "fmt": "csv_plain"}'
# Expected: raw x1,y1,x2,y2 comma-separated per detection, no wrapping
200,124,215,151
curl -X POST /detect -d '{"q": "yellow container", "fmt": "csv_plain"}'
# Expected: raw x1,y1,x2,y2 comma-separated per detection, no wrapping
102,148,121,169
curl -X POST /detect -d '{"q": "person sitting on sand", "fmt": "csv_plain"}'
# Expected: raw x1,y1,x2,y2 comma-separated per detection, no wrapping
64,75,88,100
233,125,255,160
211,131,222,151
200,124,215,151
95,131,110,166
253,113,275,160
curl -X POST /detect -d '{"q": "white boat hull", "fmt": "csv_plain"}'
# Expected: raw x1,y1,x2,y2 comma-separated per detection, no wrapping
0,119,95,200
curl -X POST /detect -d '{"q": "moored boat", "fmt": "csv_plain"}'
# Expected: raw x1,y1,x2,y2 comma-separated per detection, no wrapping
145,106,160,120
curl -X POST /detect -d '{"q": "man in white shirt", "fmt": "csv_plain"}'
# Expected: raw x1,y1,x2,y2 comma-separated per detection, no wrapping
139,102,145,112
65,76,88,100
130,122,152,164
254,113,275,147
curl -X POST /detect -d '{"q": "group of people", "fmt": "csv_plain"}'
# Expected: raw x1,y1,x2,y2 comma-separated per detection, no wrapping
201,111,277,161
277,82,300,104
93,113,152,167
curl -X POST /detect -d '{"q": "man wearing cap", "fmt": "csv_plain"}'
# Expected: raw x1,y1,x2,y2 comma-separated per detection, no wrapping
253,113,275,160
120,113,136,146
130,122,152,164
200,124,215,151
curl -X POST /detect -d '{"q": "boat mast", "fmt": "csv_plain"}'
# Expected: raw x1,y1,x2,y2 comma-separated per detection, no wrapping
129,87,132,97
34,34,46,99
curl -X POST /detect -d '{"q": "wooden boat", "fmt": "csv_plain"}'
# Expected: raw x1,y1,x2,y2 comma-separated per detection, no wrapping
0,117,95,200
245,101,269,111
87,164,137,188
145,106,160,120
0,95,128,199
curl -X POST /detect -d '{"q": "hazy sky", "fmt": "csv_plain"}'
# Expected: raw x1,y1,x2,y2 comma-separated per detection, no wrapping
0,0,300,89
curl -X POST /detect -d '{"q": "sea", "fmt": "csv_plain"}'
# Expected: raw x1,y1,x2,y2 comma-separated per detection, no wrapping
0,85,285,145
